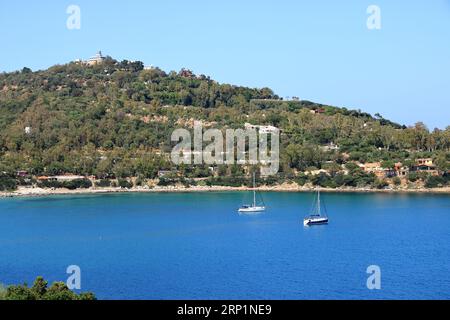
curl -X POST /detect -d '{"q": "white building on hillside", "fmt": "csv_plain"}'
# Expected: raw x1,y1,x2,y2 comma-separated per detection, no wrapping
244,123,280,134
86,51,105,66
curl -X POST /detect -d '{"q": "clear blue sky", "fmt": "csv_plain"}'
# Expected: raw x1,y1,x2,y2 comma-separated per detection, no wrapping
1,0,449,129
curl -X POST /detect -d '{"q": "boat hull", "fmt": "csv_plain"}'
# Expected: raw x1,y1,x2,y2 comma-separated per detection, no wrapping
303,217,328,226
238,206,266,214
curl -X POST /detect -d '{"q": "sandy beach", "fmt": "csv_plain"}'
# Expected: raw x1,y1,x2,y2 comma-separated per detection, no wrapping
1,184,449,198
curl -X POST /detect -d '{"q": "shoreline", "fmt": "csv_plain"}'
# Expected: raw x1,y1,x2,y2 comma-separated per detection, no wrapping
1,185,449,198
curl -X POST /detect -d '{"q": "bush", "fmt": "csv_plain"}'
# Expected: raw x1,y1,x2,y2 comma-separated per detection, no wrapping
425,176,446,188
196,180,207,187
135,177,144,186
63,179,92,190
262,175,280,186
344,162,359,172
38,180,64,189
0,174,17,191
95,179,111,187
407,172,419,182
294,174,308,186
157,178,178,186
374,179,389,189
17,177,34,186
310,173,337,188
206,176,247,187
118,179,133,189
183,179,196,187
39,179,92,190
340,170,375,188
393,177,401,186
157,177,195,187
357,173,377,187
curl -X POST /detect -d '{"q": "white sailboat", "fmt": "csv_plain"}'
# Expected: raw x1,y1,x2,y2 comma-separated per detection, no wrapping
303,190,329,226
238,173,266,214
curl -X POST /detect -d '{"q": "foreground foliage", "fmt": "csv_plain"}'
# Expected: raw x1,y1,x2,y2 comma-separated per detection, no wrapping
0,276,96,300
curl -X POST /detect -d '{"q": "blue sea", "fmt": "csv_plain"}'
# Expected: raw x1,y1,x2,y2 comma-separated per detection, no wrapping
0,192,449,300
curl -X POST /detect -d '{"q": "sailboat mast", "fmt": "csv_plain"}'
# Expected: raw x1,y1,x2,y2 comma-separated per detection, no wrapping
317,190,321,216
253,172,256,207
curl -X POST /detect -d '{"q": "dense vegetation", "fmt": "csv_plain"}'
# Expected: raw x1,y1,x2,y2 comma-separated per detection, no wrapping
0,276,95,300
0,57,449,190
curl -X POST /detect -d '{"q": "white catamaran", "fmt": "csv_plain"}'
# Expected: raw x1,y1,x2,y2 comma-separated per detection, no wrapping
303,190,329,226
238,173,266,214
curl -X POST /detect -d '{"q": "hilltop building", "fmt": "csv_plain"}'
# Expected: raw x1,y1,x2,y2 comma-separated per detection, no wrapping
86,51,105,66
73,51,106,66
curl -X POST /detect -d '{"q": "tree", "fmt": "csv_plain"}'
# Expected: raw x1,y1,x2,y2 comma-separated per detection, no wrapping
4,285,36,300
1,277,96,300
43,282,78,300
434,152,450,172
345,162,360,172
31,276,48,297
381,160,395,169
0,173,17,191
412,122,429,151
425,176,446,188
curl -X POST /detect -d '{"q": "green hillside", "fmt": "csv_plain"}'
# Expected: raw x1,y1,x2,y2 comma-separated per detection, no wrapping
0,56,449,191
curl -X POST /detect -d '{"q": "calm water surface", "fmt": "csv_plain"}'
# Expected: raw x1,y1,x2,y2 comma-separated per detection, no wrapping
0,192,449,299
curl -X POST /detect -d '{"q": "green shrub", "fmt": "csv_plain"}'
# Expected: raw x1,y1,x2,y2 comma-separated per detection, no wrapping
374,179,389,189
310,173,337,188
4,284,36,300
135,176,145,186
17,177,34,186
425,176,446,188
408,172,419,182
206,176,248,187
157,177,177,186
63,179,92,190
344,162,359,172
294,174,308,186
0,174,17,191
118,179,133,189
95,179,111,187
262,175,280,186
38,180,64,189
183,179,196,187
